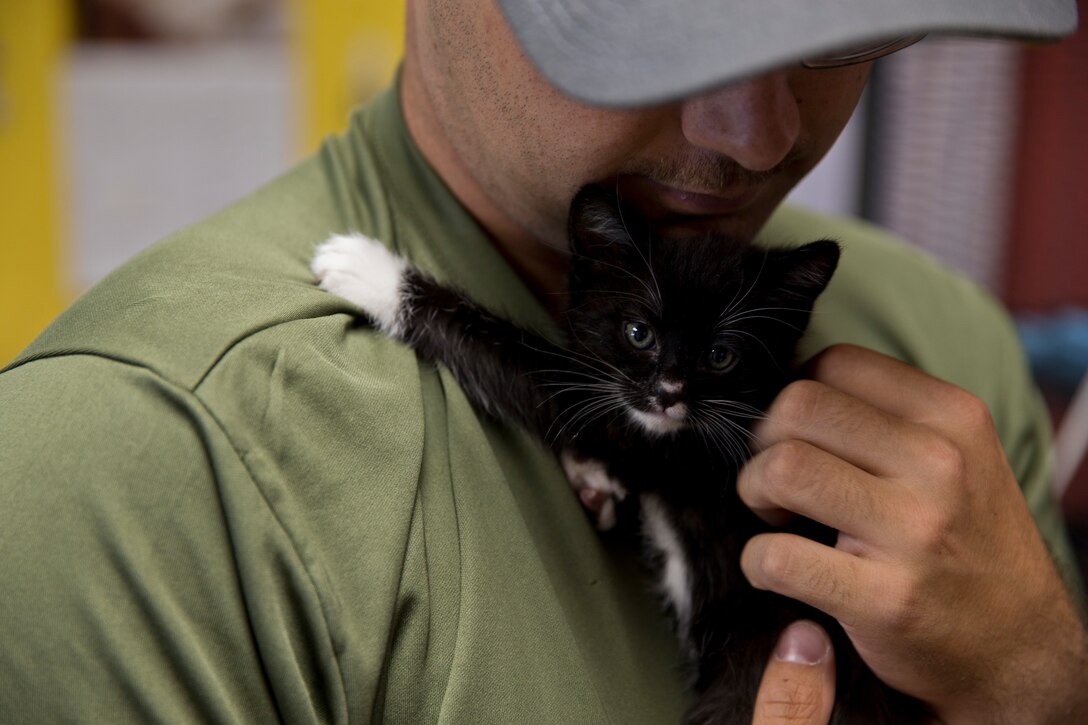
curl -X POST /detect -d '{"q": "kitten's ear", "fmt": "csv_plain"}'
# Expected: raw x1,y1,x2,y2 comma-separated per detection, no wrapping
766,239,840,309
567,185,645,257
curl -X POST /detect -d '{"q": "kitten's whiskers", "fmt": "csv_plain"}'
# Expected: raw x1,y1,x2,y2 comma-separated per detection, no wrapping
580,256,664,317
524,340,635,385
613,188,665,317
691,407,753,468
717,305,809,334
717,252,769,328
551,390,628,442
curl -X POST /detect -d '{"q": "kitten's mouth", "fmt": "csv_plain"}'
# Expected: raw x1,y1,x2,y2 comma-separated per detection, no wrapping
629,405,688,435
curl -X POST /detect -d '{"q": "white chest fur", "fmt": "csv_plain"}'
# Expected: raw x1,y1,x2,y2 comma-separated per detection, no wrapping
640,493,693,639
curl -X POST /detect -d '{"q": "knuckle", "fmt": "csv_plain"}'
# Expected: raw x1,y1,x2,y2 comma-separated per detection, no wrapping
924,435,967,484
877,577,925,637
812,342,867,374
772,379,826,427
945,386,994,430
761,440,812,492
758,538,834,600
915,504,958,560
758,441,851,515
758,537,804,588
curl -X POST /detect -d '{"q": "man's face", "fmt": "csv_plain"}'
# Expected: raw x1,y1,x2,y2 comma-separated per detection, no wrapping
403,0,871,248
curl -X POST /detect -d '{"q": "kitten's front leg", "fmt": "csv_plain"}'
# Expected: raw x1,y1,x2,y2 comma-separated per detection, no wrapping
560,450,629,531
312,232,573,437
311,233,410,336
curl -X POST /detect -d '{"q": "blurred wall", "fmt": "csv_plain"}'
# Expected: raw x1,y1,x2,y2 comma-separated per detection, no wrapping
1005,4,1088,312
0,0,404,364
864,37,1021,293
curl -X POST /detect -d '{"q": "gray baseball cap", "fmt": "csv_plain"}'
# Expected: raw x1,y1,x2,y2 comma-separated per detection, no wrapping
497,0,1078,106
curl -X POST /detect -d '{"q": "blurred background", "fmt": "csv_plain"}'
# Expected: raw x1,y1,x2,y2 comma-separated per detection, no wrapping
1,0,1086,581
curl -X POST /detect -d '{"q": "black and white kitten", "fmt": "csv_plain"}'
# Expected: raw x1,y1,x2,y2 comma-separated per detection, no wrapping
311,187,926,724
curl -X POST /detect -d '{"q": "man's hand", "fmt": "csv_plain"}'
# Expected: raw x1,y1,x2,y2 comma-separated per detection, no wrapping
737,344,1088,723
752,620,835,725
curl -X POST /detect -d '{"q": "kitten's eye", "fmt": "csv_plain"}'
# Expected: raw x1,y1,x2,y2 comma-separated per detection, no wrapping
624,321,656,350
707,345,737,371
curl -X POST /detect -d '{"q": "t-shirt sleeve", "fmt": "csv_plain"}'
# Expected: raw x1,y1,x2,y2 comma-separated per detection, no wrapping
0,354,343,723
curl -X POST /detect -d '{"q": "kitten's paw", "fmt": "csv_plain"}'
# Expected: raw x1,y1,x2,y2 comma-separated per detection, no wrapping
311,233,408,335
561,450,628,531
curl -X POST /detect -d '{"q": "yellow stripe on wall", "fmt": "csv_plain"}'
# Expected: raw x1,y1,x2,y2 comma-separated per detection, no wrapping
0,0,73,364
288,0,405,154
0,1,405,364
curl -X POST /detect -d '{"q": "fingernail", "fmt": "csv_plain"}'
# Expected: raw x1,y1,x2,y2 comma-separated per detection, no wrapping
774,620,831,665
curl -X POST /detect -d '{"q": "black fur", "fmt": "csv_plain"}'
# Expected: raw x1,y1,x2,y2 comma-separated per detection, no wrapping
378,187,926,723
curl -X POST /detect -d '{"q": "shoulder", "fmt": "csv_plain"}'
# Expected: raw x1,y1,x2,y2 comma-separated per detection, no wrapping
1,90,473,591
765,205,1026,393
1,138,434,536
0,147,438,717
7,151,364,380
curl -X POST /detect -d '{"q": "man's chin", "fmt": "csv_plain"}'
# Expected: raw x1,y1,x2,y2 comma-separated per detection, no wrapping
609,175,780,241
648,212,768,242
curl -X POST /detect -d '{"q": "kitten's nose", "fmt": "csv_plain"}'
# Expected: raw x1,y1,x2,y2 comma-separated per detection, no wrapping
655,379,687,418
657,379,684,397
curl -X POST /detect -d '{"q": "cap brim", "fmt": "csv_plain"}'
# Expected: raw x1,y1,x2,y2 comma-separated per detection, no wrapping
498,0,1077,106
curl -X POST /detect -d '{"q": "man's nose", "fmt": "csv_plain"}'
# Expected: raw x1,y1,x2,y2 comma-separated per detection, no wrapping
679,71,801,172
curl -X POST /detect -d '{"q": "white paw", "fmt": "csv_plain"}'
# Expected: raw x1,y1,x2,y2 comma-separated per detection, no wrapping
311,233,408,335
561,450,628,531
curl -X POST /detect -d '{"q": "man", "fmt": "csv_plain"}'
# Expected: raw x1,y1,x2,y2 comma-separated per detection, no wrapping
1,0,1084,722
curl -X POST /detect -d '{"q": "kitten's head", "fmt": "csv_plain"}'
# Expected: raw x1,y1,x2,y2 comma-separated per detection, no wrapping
563,186,839,454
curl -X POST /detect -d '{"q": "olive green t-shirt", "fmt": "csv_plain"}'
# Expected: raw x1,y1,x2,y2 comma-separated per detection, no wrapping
0,86,1076,723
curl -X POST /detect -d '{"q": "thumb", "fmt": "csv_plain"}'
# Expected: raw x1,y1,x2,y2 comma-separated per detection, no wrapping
751,620,836,725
